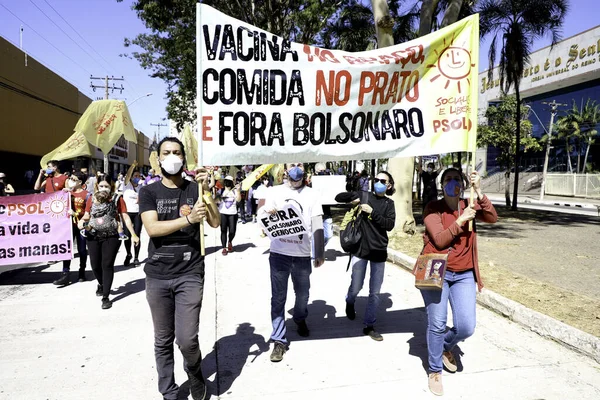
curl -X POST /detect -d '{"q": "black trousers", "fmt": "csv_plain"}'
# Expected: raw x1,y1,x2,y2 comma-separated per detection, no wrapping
220,214,238,247
62,222,87,272
146,273,205,400
124,212,142,259
86,235,120,299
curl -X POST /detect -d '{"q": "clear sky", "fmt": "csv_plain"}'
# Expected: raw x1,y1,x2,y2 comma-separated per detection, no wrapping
0,0,169,140
1,0,598,141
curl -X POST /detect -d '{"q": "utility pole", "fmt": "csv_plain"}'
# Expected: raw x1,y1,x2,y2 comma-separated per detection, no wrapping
90,75,124,176
539,100,567,201
150,120,168,141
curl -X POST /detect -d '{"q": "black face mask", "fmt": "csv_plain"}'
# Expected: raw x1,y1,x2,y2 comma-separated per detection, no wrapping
224,181,233,188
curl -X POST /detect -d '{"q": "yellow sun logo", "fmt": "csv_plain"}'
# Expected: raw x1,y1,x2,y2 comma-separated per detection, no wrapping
44,194,69,219
427,36,475,94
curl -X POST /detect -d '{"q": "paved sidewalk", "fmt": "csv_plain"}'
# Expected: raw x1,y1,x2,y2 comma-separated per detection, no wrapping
1,222,599,399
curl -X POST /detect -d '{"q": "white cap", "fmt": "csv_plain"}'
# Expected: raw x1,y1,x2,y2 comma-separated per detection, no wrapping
225,175,234,181
315,162,326,172
0,173,5,178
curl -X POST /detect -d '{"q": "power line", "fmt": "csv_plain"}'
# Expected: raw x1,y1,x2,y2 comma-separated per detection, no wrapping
0,3,93,76
41,0,116,73
27,0,109,75
1,35,94,98
40,0,144,100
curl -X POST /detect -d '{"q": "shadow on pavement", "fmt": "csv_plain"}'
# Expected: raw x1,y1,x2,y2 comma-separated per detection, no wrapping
231,242,257,253
0,261,132,286
111,278,146,303
0,263,63,285
283,294,429,371
202,322,269,396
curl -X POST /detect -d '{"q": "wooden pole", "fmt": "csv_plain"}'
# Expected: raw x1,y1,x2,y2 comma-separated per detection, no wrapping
468,151,475,231
196,3,205,256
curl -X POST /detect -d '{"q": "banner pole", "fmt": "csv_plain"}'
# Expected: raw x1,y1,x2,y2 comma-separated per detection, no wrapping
467,151,475,231
196,4,205,256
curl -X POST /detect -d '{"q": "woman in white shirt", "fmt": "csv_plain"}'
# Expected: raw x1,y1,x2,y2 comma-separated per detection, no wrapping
122,170,143,265
217,175,241,255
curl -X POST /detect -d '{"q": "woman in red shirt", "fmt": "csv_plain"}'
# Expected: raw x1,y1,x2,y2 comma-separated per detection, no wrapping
78,175,139,309
421,168,497,396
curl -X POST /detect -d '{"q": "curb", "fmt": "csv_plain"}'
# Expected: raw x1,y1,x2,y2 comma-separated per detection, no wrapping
333,225,600,364
387,247,600,365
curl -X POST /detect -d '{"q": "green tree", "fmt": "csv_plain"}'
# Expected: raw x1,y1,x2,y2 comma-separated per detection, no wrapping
478,0,568,210
477,95,540,206
381,0,474,236
555,99,600,173
119,0,348,129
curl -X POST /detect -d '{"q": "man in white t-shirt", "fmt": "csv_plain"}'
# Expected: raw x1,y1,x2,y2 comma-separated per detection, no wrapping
262,162,324,362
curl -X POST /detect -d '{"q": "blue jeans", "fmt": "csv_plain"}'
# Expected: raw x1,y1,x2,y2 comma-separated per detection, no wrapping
146,272,205,400
269,252,312,344
420,270,477,373
345,256,385,326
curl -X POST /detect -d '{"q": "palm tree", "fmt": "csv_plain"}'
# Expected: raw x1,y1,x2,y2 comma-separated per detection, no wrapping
556,99,600,173
478,0,568,210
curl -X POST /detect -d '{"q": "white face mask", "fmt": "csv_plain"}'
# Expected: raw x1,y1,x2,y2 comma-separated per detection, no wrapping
66,180,77,189
160,154,184,175
98,187,111,193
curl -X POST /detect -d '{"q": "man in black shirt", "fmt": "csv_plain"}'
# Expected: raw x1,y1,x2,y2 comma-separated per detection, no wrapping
139,137,219,400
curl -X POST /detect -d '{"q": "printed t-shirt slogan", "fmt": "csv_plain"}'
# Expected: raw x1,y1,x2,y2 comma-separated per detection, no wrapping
197,4,479,165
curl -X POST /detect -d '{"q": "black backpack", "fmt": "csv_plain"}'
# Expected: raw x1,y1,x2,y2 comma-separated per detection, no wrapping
340,192,368,270
88,194,120,238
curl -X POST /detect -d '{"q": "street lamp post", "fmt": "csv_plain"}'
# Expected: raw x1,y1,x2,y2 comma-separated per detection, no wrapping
526,101,565,201
128,93,153,107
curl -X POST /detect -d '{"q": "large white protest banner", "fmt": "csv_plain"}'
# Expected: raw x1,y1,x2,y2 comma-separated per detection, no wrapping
197,4,479,165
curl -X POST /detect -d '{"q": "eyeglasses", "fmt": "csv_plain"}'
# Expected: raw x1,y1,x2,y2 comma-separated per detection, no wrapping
373,178,387,184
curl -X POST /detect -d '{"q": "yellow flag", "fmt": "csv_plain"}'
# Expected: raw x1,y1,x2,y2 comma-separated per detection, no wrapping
41,131,94,168
180,124,199,170
241,164,274,191
149,151,161,173
270,164,285,185
75,100,137,154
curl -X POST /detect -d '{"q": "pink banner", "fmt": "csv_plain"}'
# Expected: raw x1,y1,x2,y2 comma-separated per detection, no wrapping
0,192,73,266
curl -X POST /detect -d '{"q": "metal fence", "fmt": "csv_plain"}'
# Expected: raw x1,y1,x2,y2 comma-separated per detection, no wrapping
545,174,600,198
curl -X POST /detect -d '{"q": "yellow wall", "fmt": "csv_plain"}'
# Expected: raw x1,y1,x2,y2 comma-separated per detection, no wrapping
0,37,92,157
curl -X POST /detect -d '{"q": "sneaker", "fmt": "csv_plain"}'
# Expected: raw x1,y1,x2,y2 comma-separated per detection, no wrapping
228,241,233,252
187,372,207,400
253,216,257,223
295,319,310,337
133,258,140,266
345,302,356,320
270,341,286,362
78,269,86,282
428,372,443,396
363,326,383,341
442,350,458,373
124,255,132,266
222,248,228,256
101,298,112,309
53,272,70,286
96,284,103,297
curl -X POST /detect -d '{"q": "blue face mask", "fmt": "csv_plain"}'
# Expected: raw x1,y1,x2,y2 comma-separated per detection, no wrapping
444,179,462,197
46,168,54,175
374,182,387,195
288,166,304,182
132,177,140,185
